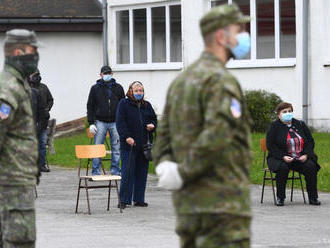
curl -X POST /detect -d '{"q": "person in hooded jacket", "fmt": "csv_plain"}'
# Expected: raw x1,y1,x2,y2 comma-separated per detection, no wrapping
116,81,157,208
87,66,125,176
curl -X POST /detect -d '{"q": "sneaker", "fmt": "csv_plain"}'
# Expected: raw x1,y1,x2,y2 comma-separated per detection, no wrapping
134,202,148,207
40,165,50,173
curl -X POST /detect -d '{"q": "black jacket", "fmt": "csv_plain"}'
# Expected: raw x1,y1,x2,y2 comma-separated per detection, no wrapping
87,78,125,124
266,118,320,172
116,98,157,151
31,82,54,130
30,88,44,135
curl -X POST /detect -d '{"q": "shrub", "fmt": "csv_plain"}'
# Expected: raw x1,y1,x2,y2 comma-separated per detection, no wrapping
244,90,282,133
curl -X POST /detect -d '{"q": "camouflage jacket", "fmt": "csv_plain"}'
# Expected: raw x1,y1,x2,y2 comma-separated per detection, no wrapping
154,52,252,216
0,64,38,186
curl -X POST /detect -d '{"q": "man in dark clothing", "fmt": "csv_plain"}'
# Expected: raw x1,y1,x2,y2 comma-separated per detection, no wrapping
87,65,125,176
29,70,54,172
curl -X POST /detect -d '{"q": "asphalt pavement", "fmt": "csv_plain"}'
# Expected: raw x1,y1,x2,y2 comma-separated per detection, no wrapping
35,167,330,248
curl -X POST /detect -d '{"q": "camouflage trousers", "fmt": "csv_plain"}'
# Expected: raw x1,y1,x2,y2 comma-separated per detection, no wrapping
0,186,36,248
176,213,251,248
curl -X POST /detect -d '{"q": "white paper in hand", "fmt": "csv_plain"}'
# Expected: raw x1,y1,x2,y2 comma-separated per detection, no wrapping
89,124,97,134
156,161,183,190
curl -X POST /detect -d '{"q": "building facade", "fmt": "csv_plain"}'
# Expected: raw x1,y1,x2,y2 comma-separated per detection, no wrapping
108,0,330,131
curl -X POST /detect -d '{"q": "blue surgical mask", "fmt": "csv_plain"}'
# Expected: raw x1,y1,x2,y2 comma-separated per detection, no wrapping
133,94,144,101
281,112,294,122
103,74,112,82
231,32,251,59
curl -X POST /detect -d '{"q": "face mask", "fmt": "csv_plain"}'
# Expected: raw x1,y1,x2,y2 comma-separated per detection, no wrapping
281,112,294,122
103,74,112,82
133,94,144,101
229,32,251,59
5,53,39,78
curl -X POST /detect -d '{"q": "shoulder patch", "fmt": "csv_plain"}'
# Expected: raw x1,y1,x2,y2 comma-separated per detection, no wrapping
0,103,11,120
230,98,241,118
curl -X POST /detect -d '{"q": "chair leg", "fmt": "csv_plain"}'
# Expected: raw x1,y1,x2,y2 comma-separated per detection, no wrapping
75,179,82,213
261,170,267,203
115,180,122,213
299,173,306,204
270,171,276,205
291,170,295,202
85,178,91,215
107,181,111,211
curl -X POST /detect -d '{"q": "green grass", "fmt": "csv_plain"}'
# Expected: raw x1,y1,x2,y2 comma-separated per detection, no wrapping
48,131,330,191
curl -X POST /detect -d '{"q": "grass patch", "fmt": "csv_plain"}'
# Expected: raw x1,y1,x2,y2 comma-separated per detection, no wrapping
48,131,330,191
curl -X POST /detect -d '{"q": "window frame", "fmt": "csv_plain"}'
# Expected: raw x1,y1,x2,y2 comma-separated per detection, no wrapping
111,1,183,71
209,0,297,68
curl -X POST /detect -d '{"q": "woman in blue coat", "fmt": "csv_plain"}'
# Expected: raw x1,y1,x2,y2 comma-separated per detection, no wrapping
116,81,157,208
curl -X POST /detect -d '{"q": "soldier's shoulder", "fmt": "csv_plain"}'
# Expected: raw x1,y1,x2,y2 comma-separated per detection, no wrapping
0,70,23,109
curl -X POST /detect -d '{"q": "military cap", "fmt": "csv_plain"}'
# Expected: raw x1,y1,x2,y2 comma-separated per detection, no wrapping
200,3,250,37
4,29,42,47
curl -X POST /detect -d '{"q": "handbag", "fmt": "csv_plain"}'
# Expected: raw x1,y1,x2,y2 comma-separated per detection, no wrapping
143,134,153,161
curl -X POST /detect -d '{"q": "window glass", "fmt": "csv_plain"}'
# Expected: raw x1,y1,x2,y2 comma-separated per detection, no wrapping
116,10,129,64
152,7,166,63
133,9,147,63
280,0,296,58
170,5,182,62
257,0,275,59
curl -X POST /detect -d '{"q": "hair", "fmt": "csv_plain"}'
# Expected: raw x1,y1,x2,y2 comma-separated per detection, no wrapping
126,81,146,104
275,102,293,116
4,43,27,56
203,31,217,46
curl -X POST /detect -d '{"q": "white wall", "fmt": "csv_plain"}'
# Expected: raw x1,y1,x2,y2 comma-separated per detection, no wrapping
0,32,103,124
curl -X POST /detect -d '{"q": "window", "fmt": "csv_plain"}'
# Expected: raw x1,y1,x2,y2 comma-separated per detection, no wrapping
114,3,182,70
210,0,296,67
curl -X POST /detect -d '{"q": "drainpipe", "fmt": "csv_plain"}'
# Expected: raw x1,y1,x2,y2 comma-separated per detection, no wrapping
102,0,109,66
302,0,309,124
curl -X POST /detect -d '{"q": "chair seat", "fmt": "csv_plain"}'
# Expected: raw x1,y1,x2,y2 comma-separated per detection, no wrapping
80,175,121,181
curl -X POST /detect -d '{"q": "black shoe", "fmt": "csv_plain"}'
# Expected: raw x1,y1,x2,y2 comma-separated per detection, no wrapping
134,202,148,207
117,203,126,209
40,165,50,173
309,198,321,205
276,198,284,206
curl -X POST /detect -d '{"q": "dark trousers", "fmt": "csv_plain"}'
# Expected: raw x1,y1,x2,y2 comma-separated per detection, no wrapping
119,148,149,204
275,159,318,200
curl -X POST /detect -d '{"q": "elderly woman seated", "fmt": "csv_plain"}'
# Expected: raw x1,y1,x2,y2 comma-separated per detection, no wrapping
266,102,321,206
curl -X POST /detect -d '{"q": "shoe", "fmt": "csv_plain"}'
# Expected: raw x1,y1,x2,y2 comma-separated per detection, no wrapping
117,202,129,209
276,198,284,206
309,198,321,205
134,202,148,207
40,165,50,173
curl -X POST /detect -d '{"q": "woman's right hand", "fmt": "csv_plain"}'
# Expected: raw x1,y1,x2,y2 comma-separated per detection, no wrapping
126,137,135,146
283,156,294,163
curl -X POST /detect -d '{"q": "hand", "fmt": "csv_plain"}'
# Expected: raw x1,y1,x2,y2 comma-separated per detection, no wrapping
156,161,183,190
89,124,97,134
298,155,307,163
126,137,135,146
283,156,294,163
146,123,155,131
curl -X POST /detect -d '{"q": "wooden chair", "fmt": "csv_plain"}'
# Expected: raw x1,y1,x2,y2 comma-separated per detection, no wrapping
75,144,122,215
260,138,306,205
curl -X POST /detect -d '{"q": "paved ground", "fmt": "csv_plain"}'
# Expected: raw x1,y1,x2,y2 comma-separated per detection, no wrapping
36,167,330,248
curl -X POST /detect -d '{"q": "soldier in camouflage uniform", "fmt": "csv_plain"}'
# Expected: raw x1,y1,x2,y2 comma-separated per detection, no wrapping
154,4,253,248
0,29,41,248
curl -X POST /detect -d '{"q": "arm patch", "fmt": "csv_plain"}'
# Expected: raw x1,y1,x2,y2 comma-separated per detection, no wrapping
0,103,11,120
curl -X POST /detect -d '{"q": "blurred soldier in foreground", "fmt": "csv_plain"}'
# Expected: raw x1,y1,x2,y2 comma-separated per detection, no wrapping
154,4,253,248
0,29,41,248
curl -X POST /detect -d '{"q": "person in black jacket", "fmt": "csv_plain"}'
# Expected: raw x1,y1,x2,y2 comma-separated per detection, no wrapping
87,66,125,176
116,81,157,208
266,102,321,206
29,70,53,172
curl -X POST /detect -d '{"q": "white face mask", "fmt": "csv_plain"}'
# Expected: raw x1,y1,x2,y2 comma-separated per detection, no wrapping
103,74,112,82
225,31,251,59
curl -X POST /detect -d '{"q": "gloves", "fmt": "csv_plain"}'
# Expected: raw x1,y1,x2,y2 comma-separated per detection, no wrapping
89,124,97,134
156,160,183,190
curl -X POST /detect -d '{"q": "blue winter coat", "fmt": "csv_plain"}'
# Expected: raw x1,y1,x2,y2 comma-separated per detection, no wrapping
116,97,157,151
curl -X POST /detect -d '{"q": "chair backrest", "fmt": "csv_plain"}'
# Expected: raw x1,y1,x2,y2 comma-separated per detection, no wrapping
260,138,267,152
75,144,106,159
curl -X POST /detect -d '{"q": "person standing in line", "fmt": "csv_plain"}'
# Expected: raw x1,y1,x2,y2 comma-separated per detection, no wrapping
154,4,253,248
29,70,53,172
0,29,41,248
116,81,157,209
87,65,125,176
